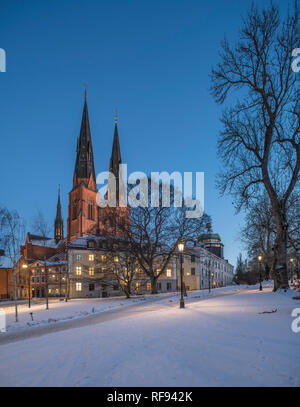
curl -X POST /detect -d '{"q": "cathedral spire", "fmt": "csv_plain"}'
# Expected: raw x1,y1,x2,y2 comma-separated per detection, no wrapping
73,89,96,188
109,109,122,177
54,185,64,242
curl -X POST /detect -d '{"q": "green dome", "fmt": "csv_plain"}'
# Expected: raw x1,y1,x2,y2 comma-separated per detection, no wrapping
198,223,221,243
198,233,221,242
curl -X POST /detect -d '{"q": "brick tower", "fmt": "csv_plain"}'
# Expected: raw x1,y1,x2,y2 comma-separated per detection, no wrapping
101,110,130,235
67,90,99,241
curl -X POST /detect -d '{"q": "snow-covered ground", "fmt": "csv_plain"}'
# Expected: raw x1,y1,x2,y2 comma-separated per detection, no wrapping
0,285,241,333
0,284,299,387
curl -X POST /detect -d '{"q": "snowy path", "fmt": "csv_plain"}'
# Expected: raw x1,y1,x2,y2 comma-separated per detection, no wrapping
0,286,299,387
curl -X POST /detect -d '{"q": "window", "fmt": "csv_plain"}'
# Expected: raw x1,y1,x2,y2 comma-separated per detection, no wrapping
136,282,141,291
147,282,151,291
89,254,94,261
113,284,119,291
76,266,82,275
166,269,172,277
88,240,95,248
101,255,106,262
89,267,94,276
76,282,82,291
191,255,195,263
36,277,40,283
114,256,119,263
88,201,93,220
156,268,161,276
48,289,52,294
76,254,82,261
191,267,195,276
157,283,162,290
167,282,172,290
72,201,77,220
32,277,34,283
89,284,95,292
56,289,59,294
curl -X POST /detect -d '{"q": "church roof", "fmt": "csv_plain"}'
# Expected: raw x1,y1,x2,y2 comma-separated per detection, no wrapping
28,233,65,249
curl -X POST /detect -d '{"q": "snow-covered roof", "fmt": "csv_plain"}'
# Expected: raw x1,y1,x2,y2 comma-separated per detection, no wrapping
0,255,13,269
68,234,110,249
46,252,67,266
28,234,65,249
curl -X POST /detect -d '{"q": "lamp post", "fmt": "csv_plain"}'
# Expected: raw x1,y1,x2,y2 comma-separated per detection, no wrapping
178,241,185,309
289,258,294,284
258,255,263,291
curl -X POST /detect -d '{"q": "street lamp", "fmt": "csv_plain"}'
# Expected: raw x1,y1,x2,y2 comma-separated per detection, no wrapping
178,241,185,309
258,255,263,291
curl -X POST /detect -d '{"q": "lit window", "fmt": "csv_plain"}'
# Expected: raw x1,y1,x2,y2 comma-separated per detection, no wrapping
63,288,66,293
136,282,141,291
166,269,172,277
147,282,151,290
156,269,161,275
89,267,94,276
56,289,59,294
89,254,94,261
48,289,52,294
114,256,119,263
76,282,82,291
101,255,106,262
76,266,82,275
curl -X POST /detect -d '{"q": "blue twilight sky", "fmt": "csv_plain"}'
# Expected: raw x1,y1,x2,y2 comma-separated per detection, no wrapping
0,0,289,267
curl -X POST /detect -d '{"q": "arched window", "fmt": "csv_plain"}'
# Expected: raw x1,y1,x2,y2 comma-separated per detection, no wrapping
88,200,93,220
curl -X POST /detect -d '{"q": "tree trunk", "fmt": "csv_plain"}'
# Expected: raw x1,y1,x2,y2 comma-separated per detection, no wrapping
151,275,158,294
274,223,289,291
264,263,270,280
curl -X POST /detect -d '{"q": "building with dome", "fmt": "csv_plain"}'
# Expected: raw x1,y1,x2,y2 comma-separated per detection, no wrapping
198,223,224,259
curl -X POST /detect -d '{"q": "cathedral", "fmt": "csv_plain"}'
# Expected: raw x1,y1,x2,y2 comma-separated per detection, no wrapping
67,89,126,242
14,91,233,300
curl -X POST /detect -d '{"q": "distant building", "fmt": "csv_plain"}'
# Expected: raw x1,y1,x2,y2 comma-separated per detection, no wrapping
0,250,13,299
175,224,234,292
67,235,177,298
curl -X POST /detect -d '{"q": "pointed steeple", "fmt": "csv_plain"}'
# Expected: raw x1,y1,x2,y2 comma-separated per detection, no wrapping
73,89,96,188
108,110,122,204
54,185,64,242
109,109,122,177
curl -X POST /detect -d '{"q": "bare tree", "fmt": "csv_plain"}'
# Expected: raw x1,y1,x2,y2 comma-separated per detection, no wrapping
101,179,210,294
104,239,137,298
211,2,299,290
241,194,276,282
31,210,51,237
0,207,26,322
